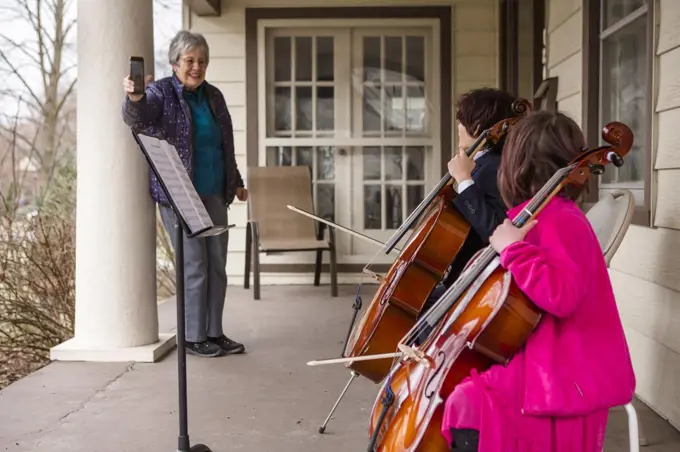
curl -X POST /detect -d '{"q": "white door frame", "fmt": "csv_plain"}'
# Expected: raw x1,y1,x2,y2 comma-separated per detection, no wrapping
256,18,441,265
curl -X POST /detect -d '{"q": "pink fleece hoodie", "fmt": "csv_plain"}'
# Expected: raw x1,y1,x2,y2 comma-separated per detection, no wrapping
441,195,636,451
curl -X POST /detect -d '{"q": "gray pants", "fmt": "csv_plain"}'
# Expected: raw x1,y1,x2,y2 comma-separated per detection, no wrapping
160,195,230,342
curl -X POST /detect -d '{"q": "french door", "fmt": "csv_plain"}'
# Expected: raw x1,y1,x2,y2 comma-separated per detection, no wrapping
260,21,439,263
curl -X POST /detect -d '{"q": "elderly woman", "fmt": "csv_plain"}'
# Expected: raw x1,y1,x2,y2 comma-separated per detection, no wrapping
121,30,247,358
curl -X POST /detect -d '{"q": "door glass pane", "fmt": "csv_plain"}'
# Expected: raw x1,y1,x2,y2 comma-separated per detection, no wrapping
363,37,381,81
274,87,291,132
268,32,336,137
405,146,425,180
364,185,382,229
297,147,313,168
360,33,428,136
384,85,404,133
405,36,425,82
363,147,381,180
317,146,335,180
317,37,334,82
295,86,313,131
360,146,428,231
384,37,402,82
384,147,402,180
406,186,424,217
317,86,334,130
406,86,426,132
316,184,335,221
386,186,403,228
266,146,292,166
295,37,313,81
274,37,291,82
363,84,382,132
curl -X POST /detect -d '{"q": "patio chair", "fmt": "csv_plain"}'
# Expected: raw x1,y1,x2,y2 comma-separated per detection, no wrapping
584,189,646,451
585,189,635,267
243,165,338,300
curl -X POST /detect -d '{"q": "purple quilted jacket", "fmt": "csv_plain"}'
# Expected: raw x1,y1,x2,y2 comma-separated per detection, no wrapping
121,74,244,207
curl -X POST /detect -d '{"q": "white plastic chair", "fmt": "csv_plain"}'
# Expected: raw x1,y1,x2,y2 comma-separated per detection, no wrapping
585,190,645,451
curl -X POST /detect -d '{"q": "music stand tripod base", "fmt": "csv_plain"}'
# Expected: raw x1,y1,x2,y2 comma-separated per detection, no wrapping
130,132,231,452
179,445,212,452
174,222,231,452
319,371,359,433
319,288,363,434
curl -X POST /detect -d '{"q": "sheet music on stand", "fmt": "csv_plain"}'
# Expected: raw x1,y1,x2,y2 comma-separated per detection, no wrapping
132,132,231,238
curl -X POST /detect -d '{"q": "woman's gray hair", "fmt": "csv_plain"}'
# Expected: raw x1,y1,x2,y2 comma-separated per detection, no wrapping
168,30,210,65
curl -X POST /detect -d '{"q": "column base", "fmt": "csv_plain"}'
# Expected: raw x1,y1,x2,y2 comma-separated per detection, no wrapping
50,333,176,363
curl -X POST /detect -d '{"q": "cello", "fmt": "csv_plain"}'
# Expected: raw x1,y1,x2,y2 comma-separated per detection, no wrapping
338,98,533,384
364,120,634,451
296,99,531,434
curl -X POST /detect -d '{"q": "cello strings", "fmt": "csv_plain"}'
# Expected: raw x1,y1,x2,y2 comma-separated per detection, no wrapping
400,165,570,348
374,129,508,400
365,128,524,372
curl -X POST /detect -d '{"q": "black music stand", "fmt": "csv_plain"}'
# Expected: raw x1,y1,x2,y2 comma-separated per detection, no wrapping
132,132,233,452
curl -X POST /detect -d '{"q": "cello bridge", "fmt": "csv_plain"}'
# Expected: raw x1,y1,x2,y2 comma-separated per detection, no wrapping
397,344,433,368
363,268,385,283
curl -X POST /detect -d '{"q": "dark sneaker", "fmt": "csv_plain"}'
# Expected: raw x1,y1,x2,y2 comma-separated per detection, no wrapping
208,335,245,355
185,340,222,357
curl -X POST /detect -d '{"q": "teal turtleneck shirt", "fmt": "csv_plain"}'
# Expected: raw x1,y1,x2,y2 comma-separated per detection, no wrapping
183,84,226,196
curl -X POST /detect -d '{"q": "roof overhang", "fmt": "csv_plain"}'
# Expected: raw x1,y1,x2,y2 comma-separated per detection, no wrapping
183,0,221,17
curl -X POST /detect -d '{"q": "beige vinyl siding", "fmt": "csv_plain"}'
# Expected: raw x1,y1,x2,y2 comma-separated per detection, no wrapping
545,0,582,126
542,0,680,429
452,1,499,152
185,0,499,281
633,1,680,427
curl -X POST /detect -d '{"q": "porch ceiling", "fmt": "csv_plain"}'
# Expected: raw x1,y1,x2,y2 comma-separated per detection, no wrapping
183,0,220,16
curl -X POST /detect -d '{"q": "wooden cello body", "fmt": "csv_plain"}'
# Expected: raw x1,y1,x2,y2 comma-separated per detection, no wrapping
367,252,543,450
365,121,634,451
343,195,471,383
342,100,532,384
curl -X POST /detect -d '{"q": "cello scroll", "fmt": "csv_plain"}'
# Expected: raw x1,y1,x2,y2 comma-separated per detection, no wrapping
564,121,633,185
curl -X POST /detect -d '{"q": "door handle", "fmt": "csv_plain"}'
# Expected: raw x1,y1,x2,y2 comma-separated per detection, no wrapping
338,148,347,156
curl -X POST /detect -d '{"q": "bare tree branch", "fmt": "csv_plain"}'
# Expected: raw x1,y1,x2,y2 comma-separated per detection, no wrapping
0,51,44,109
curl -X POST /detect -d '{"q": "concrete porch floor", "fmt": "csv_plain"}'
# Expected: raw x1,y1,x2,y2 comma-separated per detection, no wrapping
0,285,679,451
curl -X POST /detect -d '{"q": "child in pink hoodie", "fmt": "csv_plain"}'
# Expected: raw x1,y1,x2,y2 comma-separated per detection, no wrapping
441,111,636,452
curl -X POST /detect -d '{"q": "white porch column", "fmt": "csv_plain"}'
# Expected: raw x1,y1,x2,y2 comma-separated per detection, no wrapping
50,0,175,362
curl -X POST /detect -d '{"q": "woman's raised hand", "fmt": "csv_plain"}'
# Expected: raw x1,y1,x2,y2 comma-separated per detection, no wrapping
123,75,153,102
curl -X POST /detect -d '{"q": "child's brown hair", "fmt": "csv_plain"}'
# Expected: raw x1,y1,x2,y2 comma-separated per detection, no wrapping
456,88,520,150
498,111,587,208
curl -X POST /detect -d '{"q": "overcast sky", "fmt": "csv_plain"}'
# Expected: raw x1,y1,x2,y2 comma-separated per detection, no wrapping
0,0,181,118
